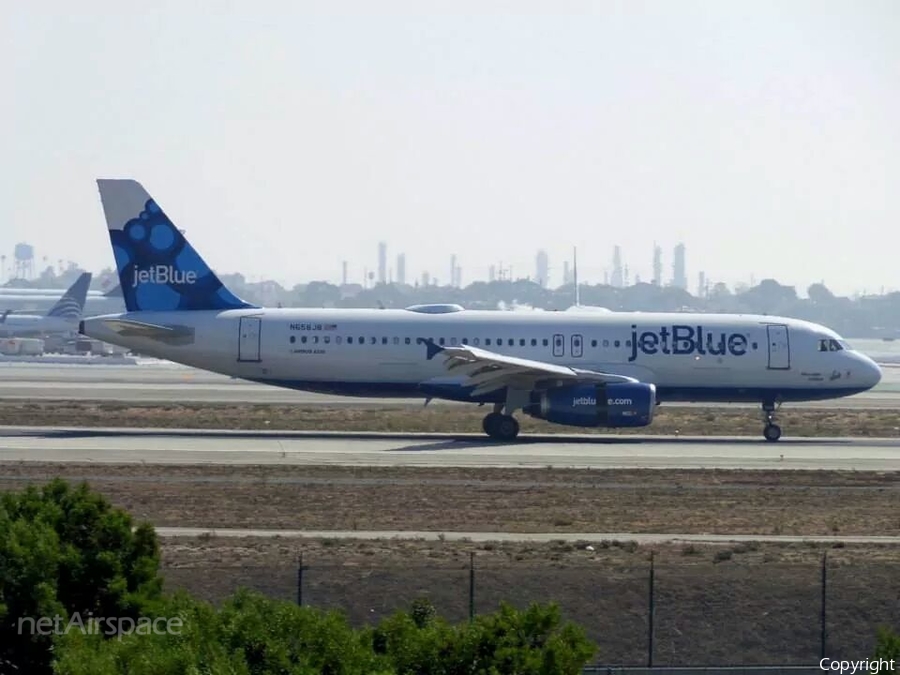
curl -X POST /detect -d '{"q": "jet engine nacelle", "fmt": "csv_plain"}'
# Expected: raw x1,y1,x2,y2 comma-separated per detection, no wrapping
523,382,657,428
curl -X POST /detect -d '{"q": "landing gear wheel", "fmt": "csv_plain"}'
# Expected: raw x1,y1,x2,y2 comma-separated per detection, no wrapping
482,413,519,441
763,424,782,442
482,412,503,436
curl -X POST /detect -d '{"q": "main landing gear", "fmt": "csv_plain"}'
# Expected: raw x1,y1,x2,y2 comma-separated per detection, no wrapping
482,405,520,441
762,401,782,442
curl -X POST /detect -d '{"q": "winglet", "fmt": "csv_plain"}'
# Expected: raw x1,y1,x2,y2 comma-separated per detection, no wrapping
96,179,258,312
45,272,92,320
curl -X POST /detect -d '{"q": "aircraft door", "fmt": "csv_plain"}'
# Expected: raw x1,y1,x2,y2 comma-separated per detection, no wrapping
552,333,565,358
571,334,583,358
766,324,790,370
238,316,262,362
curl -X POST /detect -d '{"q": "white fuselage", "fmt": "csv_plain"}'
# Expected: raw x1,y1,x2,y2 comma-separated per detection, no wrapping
0,314,80,338
81,307,882,404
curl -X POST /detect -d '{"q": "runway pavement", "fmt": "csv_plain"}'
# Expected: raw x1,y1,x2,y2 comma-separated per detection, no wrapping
154,527,900,545
1,426,897,470
1,360,899,407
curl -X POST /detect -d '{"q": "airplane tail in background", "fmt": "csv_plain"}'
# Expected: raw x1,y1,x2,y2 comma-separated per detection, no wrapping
96,179,257,313
45,272,92,320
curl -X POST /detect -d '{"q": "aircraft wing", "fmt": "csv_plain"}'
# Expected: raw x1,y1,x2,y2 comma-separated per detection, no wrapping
431,342,638,397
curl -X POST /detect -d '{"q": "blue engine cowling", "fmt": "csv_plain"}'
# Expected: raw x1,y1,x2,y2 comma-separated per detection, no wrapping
523,382,657,428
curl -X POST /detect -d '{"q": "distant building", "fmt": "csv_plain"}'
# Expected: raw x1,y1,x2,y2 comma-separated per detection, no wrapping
449,254,462,288
611,246,624,288
377,242,387,285
535,249,549,288
489,265,496,283
396,254,406,285
697,271,706,298
341,260,348,286
652,244,662,286
672,243,687,290
563,261,571,286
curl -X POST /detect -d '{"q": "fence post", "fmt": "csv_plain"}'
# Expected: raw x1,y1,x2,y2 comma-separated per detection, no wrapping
469,552,475,622
820,551,827,659
297,552,303,606
648,550,655,667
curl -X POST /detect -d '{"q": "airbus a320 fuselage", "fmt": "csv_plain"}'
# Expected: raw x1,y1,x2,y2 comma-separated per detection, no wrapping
81,179,882,442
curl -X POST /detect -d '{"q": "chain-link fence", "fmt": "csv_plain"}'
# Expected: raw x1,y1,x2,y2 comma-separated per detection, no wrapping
163,550,899,666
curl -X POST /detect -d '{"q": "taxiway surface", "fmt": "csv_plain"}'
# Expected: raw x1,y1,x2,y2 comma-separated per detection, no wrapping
1,361,899,407
1,426,897,471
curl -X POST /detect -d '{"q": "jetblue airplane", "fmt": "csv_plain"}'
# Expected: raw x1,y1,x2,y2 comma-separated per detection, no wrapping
0,272,93,338
80,179,882,442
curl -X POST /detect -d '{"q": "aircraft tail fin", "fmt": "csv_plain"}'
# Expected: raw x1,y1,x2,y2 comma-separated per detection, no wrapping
45,272,92,320
96,179,258,313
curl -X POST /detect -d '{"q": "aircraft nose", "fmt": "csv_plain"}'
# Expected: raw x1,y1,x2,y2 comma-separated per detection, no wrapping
858,353,882,389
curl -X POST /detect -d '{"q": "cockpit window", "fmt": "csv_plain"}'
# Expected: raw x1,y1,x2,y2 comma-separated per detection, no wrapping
818,338,844,352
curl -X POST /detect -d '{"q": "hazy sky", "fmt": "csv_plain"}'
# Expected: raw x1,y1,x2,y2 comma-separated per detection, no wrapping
3,0,899,296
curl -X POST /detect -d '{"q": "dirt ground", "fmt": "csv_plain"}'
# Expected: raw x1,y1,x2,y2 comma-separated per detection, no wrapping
1,463,897,536
1,400,899,437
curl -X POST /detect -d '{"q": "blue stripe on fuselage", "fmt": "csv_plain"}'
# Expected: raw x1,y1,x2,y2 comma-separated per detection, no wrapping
250,379,870,404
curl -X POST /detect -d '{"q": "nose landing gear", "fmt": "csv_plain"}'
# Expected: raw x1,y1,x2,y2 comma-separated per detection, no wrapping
762,401,782,442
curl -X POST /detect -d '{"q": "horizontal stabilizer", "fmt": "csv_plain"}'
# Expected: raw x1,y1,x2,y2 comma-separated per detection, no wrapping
101,318,195,345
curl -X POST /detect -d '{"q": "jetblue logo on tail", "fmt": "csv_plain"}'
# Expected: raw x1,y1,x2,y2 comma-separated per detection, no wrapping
132,266,198,287
102,189,254,312
628,324,749,362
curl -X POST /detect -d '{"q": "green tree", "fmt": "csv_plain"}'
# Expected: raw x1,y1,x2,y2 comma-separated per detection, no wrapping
54,589,392,675
372,600,596,675
55,593,597,675
0,479,162,674
874,625,900,660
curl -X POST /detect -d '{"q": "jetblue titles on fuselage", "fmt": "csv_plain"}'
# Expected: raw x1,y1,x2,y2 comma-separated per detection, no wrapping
628,324,749,362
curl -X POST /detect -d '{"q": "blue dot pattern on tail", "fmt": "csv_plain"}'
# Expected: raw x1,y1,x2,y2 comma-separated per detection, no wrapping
109,199,252,312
